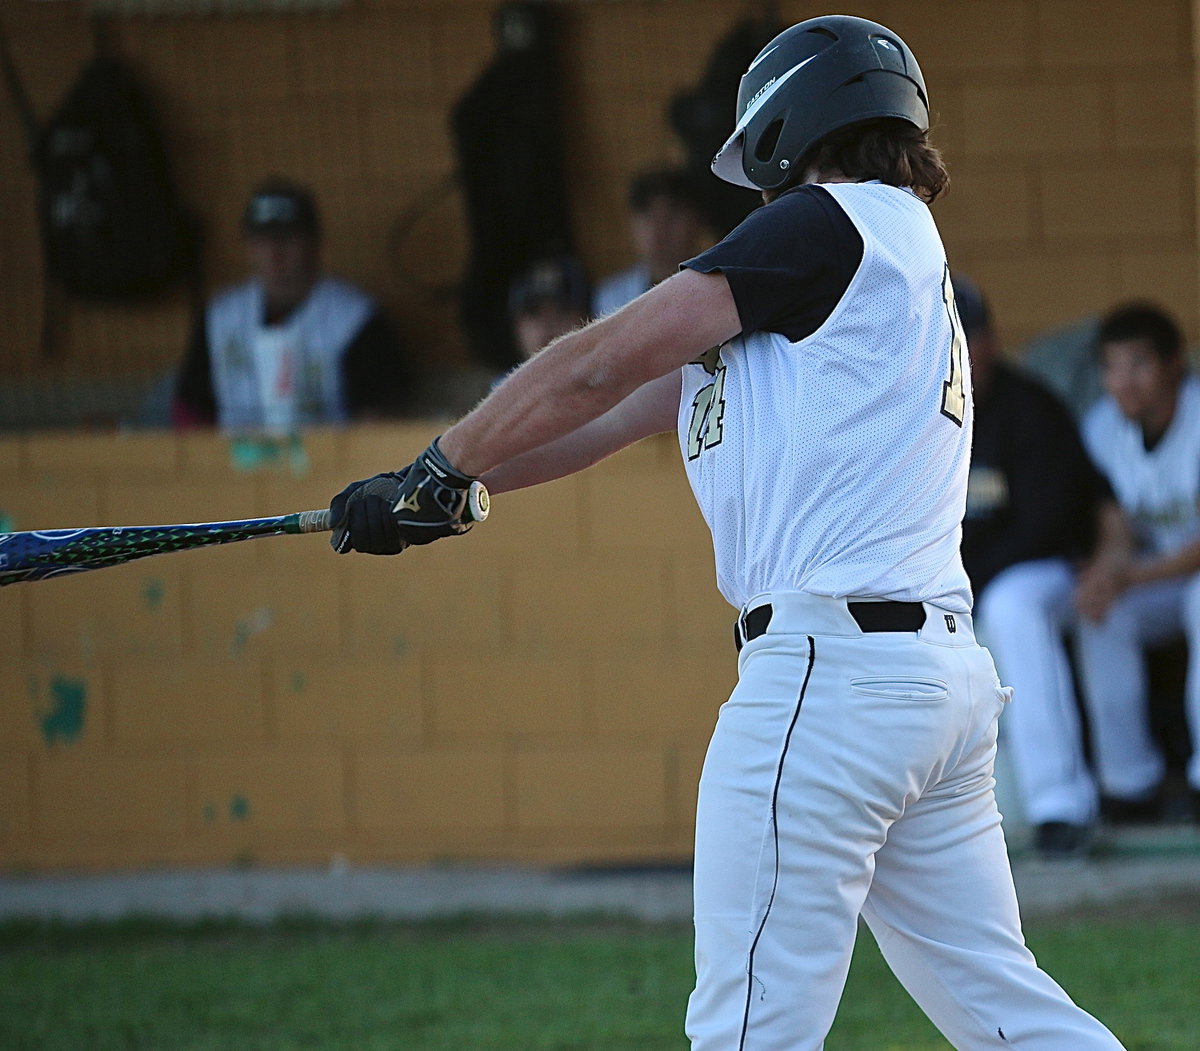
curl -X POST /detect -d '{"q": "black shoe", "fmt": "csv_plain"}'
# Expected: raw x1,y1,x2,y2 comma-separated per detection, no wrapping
1034,821,1092,860
1099,792,1164,825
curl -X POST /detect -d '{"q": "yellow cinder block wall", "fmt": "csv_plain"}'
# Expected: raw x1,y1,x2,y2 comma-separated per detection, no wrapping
0,427,734,871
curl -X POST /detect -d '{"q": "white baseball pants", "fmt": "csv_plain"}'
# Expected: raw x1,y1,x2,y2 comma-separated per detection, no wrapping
975,559,1098,826
685,592,1123,1050
1075,573,1200,797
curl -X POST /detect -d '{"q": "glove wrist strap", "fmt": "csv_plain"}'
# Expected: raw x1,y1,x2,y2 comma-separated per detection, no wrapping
421,436,476,488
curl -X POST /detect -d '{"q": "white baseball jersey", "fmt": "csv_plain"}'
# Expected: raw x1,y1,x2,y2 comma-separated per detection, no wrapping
679,181,973,613
1082,373,1200,555
207,276,374,431
592,263,651,319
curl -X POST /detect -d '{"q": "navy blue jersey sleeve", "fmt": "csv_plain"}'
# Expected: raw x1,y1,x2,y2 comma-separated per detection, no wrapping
681,184,863,342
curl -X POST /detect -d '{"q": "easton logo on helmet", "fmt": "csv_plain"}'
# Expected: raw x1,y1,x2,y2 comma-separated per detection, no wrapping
743,75,777,115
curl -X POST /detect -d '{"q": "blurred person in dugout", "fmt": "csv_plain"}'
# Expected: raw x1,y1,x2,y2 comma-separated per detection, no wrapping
1074,302,1200,824
504,255,590,378
956,275,1118,860
591,168,707,318
172,177,411,434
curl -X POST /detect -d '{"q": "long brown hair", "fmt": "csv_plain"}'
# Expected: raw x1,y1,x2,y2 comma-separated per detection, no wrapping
799,118,949,203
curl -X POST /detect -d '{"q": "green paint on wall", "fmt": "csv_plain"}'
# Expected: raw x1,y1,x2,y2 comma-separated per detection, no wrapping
0,511,14,533
232,608,274,655
229,795,251,821
40,676,86,745
229,435,308,476
202,802,217,823
142,578,165,610
291,670,306,693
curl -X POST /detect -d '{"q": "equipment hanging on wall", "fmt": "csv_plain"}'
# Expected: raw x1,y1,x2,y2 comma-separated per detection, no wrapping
450,1,576,371
0,15,199,354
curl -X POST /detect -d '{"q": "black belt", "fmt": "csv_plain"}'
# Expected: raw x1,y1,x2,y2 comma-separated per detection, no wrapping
734,601,927,651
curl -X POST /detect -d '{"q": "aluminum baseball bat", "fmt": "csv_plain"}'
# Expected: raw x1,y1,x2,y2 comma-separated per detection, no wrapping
0,509,332,586
0,481,489,586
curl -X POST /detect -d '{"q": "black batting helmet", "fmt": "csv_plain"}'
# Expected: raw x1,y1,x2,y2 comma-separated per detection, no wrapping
711,15,929,191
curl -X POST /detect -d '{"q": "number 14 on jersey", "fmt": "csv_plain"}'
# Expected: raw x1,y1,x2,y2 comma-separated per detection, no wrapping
941,266,967,427
687,359,727,460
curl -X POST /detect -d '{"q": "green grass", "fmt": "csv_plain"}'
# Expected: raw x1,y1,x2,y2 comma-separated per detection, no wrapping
1,900,1197,1050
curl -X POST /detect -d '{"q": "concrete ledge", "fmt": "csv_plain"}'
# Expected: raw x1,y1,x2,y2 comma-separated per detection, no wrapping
0,864,694,924
3,851,1199,925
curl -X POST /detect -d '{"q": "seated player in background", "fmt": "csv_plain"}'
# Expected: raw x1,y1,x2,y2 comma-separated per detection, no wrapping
173,177,410,433
506,255,590,371
1075,302,1200,824
957,275,1117,859
591,168,707,318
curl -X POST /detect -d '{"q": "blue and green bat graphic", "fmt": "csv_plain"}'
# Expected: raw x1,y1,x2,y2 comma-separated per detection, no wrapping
0,510,332,586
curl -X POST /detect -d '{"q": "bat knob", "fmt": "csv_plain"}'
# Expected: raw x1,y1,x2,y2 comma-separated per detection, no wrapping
466,480,490,523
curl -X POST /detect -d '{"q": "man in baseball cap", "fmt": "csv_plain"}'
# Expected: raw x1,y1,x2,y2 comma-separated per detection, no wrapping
237,178,324,330
173,176,410,429
507,255,590,362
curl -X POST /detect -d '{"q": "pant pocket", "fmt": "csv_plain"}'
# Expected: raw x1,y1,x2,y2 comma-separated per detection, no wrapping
849,677,949,701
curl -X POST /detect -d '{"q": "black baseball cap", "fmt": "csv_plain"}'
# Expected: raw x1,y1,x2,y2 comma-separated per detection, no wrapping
242,179,320,237
628,168,702,213
508,256,590,317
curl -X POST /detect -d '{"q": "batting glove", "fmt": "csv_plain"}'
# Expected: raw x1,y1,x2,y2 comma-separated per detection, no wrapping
329,439,489,555
329,468,409,555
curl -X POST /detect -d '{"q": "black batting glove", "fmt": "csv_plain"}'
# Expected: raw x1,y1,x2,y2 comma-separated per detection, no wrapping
329,438,489,556
329,469,410,555
388,438,484,546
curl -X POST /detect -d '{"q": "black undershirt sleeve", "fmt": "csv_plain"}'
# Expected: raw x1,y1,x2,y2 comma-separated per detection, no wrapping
341,310,411,419
173,313,217,424
681,184,864,341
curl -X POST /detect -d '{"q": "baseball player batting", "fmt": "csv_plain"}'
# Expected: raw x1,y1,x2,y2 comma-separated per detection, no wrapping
329,15,1126,1049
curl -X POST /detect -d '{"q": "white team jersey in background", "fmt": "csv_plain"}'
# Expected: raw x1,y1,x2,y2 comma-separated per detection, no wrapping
1082,374,1200,556
678,181,973,612
207,276,373,431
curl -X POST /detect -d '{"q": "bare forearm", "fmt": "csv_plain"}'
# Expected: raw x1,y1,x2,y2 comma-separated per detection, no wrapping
481,372,680,494
441,322,641,477
482,423,631,494
439,271,739,478
1078,503,1200,621
1090,501,1136,566
1092,501,1200,585
1128,539,1200,587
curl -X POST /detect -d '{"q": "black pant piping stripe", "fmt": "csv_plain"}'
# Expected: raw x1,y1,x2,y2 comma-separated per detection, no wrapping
738,635,817,1050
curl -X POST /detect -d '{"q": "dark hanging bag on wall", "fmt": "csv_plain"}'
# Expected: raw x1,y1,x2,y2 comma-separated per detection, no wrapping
31,54,194,300
0,18,198,352
451,1,576,372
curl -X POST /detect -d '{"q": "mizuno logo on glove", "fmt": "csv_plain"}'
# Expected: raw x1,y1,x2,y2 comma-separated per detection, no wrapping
396,485,425,514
